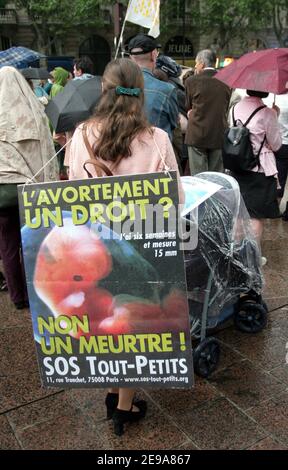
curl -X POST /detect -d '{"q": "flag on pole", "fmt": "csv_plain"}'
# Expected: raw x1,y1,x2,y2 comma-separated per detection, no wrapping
125,0,160,38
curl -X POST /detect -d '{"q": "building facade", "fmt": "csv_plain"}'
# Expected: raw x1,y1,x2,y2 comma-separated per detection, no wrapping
0,1,285,74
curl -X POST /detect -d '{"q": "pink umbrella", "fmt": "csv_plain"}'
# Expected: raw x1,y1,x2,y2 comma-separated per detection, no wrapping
215,48,288,94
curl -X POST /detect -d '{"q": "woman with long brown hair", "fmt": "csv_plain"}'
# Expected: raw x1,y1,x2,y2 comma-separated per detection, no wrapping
69,58,182,436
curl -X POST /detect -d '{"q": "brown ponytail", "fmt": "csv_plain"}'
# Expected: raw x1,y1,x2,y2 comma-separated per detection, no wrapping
89,58,152,162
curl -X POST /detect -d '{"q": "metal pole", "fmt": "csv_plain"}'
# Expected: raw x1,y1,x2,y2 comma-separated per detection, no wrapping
115,18,127,59
114,0,132,59
113,2,121,56
182,0,186,66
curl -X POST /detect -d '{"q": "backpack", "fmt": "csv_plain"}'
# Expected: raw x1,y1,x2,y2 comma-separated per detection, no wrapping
222,105,266,173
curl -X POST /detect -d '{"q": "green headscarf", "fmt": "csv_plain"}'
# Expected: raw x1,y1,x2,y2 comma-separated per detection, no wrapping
50,67,69,98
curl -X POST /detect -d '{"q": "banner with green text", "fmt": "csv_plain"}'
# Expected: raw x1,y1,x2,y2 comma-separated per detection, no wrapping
18,172,193,388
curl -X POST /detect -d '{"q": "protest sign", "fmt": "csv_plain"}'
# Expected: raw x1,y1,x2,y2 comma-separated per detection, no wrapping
18,172,193,388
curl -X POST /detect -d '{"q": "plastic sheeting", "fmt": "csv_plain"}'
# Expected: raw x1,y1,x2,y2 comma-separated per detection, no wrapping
182,172,263,327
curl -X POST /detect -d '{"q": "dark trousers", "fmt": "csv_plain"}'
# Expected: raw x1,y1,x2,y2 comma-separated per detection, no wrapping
0,206,27,304
187,146,224,175
275,144,288,197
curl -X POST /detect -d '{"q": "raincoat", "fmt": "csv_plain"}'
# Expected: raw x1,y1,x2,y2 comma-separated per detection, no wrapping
0,66,58,184
50,67,70,98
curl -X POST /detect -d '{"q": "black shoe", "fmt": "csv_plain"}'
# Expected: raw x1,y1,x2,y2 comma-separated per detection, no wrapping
282,212,288,221
105,394,145,421
105,393,119,420
14,300,29,310
0,281,8,292
0,272,7,292
112,400,147,436
282,202,288,221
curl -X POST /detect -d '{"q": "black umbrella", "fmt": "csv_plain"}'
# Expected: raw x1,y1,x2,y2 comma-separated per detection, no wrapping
45,77,102,133
21,67,52,80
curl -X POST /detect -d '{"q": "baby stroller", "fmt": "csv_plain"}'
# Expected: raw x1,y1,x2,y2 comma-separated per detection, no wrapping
182,172,268,378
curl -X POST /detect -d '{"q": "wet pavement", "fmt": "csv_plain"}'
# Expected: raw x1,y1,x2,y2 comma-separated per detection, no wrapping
0,219,287,450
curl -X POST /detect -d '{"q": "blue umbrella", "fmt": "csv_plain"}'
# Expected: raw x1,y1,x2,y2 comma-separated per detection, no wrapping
0,46,45,69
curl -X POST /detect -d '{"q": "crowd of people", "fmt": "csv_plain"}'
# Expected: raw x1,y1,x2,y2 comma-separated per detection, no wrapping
0,33,287,436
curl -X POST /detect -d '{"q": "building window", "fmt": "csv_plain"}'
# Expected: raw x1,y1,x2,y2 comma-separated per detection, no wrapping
0,35,11,50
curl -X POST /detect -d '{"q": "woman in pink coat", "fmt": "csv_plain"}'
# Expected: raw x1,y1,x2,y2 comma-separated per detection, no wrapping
231,89,281,264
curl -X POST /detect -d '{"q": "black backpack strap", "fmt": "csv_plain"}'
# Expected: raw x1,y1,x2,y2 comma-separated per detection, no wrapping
255,135,266,169
232,105,236,126
232,104,245,127
244,105,266,127
244,105,267,169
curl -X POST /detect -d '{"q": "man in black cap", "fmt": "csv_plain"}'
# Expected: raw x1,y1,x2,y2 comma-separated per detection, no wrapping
128,33,179,141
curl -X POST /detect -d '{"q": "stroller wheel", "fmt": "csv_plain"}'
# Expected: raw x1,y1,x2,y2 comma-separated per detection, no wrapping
239,294,268,313
234,301,267,333
193,337,220,378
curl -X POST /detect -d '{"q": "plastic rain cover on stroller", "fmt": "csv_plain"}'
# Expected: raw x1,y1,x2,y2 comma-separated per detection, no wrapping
181,172,266,376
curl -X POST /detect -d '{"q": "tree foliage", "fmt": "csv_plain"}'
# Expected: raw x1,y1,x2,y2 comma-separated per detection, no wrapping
14,1,288,56
16,0,115,54
265,0,288,46
198,0,267,52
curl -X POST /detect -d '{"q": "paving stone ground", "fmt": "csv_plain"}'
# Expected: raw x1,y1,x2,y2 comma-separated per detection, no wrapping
0,219,287,450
